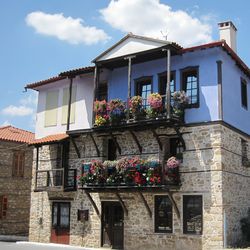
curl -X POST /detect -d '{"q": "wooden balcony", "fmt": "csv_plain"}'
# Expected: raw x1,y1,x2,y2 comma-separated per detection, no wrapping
35,168,77,192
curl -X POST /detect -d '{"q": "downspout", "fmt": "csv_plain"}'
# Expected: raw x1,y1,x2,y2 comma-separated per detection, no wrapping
66,77,73,131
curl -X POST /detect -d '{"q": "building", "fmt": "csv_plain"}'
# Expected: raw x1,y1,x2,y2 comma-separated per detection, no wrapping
26,21,250,249
0,125,34,239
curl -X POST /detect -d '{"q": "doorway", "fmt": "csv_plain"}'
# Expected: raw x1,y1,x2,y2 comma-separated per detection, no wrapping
102,201,124,249
51,202,70,244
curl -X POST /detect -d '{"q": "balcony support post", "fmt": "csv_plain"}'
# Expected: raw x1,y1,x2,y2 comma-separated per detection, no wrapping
173,126,186,151
70,136,81,158
138,192,152,218
129,130,142,154
109,132,121,155
124,56,136,121
163,49,171,119
168,191,180,219
89,133,100,157
84,190,100,218
115,192,128,216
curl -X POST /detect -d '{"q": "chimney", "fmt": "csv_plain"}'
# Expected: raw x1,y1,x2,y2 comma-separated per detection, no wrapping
218,21,237,53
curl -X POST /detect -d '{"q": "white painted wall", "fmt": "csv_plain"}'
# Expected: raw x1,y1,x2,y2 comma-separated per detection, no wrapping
35,74,94,139
98,37,168,61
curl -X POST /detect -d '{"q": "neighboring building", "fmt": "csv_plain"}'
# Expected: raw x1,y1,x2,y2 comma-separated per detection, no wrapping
0,125,34,238
26,21,249,250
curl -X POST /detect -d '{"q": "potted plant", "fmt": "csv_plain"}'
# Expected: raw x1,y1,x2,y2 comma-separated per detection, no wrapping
94,115,109,127
129,96,145,120
165,156,180,184
172,91,189,120
94,100,107,115
108,99,126,125
147,93,163,118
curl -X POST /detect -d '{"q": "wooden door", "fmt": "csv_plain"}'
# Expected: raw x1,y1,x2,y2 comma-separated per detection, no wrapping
51,202,70,244
102,202,124,249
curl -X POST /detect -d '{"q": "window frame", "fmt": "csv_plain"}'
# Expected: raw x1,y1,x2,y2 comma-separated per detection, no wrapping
241,78,248,110
154,195,173,233
134,76,153,108
180,66,199,108
183,195,203,235
158,71,176,107
12,150,25,177
52,202,71,229
0,195,7,219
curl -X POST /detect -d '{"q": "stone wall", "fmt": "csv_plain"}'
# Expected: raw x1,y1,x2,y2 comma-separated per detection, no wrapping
29,123,250,250
0,141,33,236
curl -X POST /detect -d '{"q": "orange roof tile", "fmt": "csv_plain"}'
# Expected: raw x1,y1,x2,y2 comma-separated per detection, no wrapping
0,125,34,144
29,133,69,145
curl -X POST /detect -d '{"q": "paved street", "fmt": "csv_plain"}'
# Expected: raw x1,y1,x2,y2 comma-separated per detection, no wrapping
0,242,105,250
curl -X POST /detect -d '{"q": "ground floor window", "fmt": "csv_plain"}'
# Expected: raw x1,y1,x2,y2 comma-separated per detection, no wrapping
183,195,202,235
155,195,173,233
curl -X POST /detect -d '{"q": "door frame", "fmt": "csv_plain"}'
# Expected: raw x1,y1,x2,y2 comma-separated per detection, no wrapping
101,201,124,249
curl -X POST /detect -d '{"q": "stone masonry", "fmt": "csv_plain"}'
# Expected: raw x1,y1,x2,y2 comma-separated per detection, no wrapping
0,141,33,236
29,123,250,250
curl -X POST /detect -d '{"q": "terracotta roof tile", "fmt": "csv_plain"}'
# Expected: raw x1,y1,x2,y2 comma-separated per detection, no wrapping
29,133,69,145
0,125,34,144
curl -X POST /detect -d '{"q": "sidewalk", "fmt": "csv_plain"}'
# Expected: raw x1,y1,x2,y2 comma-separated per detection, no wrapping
0,235,28,242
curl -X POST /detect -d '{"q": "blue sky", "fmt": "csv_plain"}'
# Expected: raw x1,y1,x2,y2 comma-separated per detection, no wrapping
1,0,250,132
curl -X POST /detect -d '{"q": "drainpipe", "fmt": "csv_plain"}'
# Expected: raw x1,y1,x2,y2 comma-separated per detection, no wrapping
166,49,171,119
66,77,73,131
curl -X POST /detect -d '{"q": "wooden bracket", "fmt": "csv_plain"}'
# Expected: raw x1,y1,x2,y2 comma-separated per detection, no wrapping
168,191,180,219
129,131,142,154
173,127,186,151
89,134,100,157
70,136,81,158
84,190,100,218
138,192,152,218
109,132,121,155
115,192,128,216
151,129,162,150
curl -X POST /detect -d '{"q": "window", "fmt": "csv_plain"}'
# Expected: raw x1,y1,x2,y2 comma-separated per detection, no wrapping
97,81,108,101
0,196,7,219
181,67,199,107
135,77,152,108
12,151,25,177
241,78,248,109
183,195,202,235
170,138,184,161
158,72,176,107
61,86,77,125
108,139,117,161
155,195,173,233
52,202,70,228
241,138,248,166
45,90,59,127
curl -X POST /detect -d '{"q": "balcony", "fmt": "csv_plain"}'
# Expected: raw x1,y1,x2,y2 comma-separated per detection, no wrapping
35,168,77,192
93,92,188,130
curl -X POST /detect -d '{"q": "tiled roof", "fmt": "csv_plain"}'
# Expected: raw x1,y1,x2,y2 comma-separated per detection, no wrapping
0,125,34,144
29,133,69,145
25,66,94,90
182,40,250,77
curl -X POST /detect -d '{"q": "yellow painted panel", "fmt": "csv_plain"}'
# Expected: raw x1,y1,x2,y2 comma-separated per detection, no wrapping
45,90,59,127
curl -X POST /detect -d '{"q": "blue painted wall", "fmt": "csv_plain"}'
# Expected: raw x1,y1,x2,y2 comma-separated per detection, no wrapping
221,51,250,134
105,47,249,134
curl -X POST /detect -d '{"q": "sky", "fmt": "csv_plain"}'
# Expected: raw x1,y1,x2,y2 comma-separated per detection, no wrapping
1,0,250,132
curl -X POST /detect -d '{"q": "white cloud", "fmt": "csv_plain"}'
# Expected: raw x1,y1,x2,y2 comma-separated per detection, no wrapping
2,105,33,116
100,0,212,47
26,11,110,45
1,120,11,126
20,93,38,106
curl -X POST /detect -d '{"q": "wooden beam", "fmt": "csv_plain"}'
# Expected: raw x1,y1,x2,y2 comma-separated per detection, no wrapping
115,192,128,216
129,131,142,153
173,127,186,151
168,191,180,219
84,190,100,218
89,134,100,157
151,129,162,150
138,192,152,218
109,132,121,155
70,136,81,158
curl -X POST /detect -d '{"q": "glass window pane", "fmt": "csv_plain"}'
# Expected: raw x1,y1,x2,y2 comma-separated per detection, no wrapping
60,204,70,228
52,205,58,227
